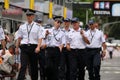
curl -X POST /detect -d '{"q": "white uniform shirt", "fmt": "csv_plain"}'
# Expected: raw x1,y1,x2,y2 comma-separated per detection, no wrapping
14,30,19,40
17,22,43,44
66,28,87,49
46,27,66,47
86,29,105,48
40,27,46,46
37,24,46,39
0,26,5,40
62,28,71,47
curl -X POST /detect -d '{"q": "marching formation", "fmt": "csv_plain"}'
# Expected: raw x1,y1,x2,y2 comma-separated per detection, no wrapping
0,10,106,80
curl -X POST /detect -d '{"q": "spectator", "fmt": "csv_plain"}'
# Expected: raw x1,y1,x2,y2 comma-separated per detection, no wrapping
16,10,43,80
0,26,6,55
0,45,15,74
107,46,114,59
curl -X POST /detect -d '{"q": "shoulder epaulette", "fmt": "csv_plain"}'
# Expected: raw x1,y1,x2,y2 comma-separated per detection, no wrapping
36,23,41,26
20,23,25,26
61,29,65,32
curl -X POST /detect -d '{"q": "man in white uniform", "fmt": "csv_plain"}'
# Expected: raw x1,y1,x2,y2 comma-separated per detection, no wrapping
16,10,43,80
45,16,65,80
86,20,106,80
35,18,47,80
59,18,71,80
66,17,90,80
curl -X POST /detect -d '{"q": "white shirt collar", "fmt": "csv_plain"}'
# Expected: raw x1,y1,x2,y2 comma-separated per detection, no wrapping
71,28,81,32
26,21,35,25
63,27,71,32
52,27,61,31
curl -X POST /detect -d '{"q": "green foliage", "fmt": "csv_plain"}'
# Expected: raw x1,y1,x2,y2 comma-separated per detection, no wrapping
72,0,120,39
104,17,120,39
73,7,93,26
73,8,86,24
107,23,120,39
73,0,93,2
72,0,93,26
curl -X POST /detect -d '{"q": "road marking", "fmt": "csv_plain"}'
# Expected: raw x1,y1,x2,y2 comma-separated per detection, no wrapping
102,71,120,74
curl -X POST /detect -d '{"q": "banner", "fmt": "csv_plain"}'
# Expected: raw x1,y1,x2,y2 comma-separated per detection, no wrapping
93,1,120,17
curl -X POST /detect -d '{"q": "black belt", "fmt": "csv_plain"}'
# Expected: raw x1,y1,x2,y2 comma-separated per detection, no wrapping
0,45,2,49
63,47,66,50
86,48,101,51
62,47,68,52
21,44,37,46
47,47,59,49
71,48,85,52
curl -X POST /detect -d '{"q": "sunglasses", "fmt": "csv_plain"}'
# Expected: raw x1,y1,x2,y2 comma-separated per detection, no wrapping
71,21,78,24
89,24,93,25
64,20,70,22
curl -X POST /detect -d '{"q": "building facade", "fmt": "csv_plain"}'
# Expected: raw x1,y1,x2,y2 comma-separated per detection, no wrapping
0,0,73,34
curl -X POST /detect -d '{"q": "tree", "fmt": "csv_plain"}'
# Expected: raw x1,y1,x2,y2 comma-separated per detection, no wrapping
73,0,93,2
73,0,93,26
104,17,120,39
72,0,120,39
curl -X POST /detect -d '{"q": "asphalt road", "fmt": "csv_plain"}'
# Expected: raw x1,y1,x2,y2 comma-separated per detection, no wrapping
85,49,120,80
4,49,120,80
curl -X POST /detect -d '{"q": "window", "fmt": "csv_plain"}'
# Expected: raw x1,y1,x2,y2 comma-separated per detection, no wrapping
60,0,64,5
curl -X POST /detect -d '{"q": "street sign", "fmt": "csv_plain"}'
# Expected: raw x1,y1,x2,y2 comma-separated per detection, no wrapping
73,2,92,9
93,1,120,17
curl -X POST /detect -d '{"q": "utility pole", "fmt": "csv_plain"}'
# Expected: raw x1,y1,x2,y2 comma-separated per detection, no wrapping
72,2,92,24
63,0,66,19
49,0,53,19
